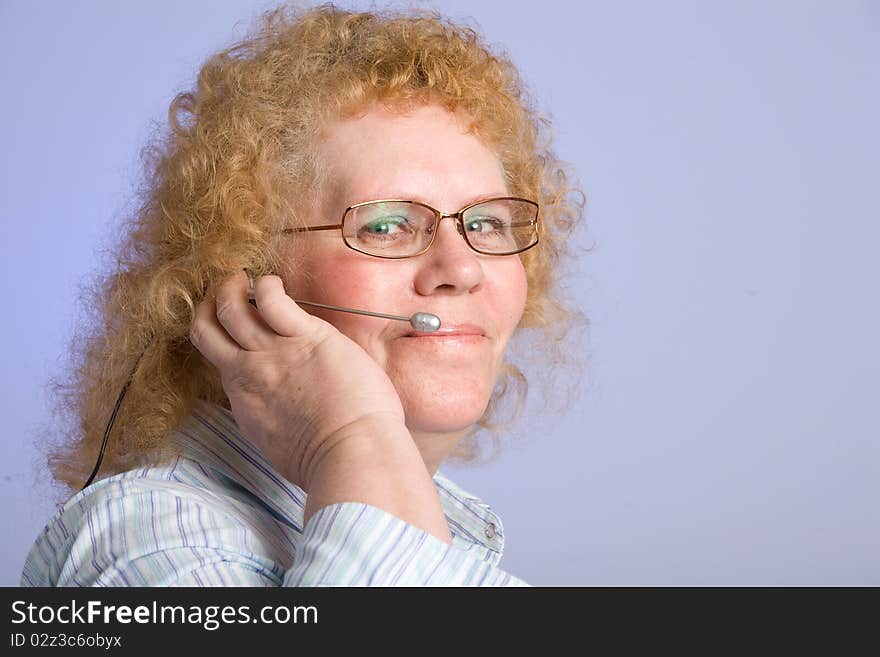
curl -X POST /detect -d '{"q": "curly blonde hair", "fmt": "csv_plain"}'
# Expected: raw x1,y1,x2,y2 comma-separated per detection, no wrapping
38,1,588,494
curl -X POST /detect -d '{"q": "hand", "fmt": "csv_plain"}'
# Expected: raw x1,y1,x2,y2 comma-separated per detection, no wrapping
188,270,408,490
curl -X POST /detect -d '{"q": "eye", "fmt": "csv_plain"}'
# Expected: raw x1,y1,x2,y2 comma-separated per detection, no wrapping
358,215,415,239
465,216,508,233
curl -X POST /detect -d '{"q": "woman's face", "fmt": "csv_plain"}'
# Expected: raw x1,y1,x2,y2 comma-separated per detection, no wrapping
281,104,527,440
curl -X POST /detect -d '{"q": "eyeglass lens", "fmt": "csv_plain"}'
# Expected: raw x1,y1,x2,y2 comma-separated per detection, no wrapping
343,199,537,257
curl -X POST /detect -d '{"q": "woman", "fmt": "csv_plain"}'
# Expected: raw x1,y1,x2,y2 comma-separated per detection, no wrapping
22,2,584,586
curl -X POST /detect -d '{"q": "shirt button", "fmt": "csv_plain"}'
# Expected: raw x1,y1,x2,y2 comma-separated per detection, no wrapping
485,523,497,539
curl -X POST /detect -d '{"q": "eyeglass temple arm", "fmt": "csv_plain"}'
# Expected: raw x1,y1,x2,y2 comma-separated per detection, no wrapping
281,224,342,234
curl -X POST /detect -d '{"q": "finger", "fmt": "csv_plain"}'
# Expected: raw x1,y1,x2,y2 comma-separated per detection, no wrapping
189,285,241,367
214,270,278,350
251,274,327,340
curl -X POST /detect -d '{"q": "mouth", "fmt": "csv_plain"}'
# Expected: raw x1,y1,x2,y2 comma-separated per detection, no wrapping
404,323,486,338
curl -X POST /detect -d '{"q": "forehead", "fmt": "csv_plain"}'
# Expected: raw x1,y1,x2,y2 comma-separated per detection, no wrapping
316,104,507,209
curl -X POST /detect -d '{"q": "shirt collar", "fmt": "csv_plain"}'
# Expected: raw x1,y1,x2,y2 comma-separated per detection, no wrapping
170,399,505,558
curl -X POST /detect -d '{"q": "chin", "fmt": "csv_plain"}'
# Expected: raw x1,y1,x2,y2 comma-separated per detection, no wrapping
393,374,494,432
402,401,490,435
407,419,478,434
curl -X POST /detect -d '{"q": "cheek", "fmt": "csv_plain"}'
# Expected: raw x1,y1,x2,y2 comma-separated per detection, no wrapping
321,261,407,316
323,260,371,299
285,244,381,307
289,258,404,348
495,260,528,330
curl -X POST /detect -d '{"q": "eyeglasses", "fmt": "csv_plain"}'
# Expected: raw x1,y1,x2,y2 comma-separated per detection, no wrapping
281,196,540,258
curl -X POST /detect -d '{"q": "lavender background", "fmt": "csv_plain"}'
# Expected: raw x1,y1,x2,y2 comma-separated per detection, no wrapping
1,0,877,585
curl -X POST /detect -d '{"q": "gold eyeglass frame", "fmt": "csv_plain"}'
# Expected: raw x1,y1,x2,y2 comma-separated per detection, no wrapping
281,196,541,259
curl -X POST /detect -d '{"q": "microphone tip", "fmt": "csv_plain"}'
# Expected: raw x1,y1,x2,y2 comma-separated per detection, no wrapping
410,312,441,332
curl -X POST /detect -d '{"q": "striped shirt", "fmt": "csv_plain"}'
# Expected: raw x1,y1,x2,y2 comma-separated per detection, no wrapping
21,399,528,586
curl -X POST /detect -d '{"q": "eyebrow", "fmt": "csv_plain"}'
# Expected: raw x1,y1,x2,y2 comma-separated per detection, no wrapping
348,191,512,209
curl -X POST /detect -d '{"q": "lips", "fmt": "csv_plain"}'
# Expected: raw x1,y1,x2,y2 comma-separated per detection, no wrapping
405,323,486,337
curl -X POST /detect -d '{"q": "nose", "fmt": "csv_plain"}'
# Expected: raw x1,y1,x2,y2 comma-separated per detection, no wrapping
412,214,484,294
